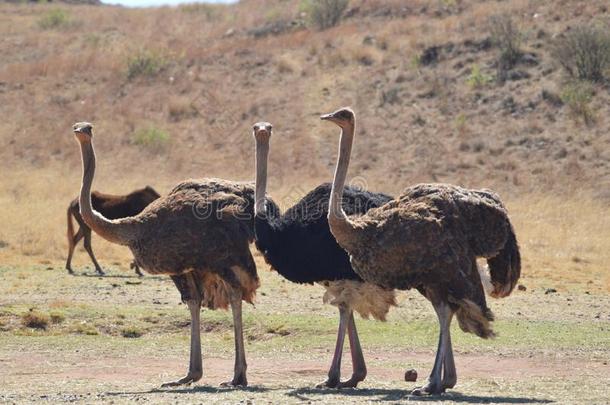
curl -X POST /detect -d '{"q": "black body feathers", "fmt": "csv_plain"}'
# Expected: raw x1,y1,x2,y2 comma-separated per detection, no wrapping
254,183,393,284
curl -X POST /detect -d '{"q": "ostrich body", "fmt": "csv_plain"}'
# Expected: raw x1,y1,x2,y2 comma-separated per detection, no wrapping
65,186,160,276
321,108,521,395
251,122,395,388
72,122,258,387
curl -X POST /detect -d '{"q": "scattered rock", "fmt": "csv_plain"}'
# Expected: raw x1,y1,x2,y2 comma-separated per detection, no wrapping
517,284,527,291
545,288,557,295
506,70,530,81
248,20,302,39
520,52,539,66
420,46,440,66
362,35,376,45
404,369,418,382
554,148,568,159
541,89,563,107
463,37,492,52
0,240,10,249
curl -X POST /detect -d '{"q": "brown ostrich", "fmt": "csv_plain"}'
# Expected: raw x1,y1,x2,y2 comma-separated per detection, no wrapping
65,187,160,276
71,122,259,387
321,108,521,395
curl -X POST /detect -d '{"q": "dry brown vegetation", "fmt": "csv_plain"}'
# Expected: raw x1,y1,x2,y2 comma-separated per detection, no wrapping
0,0,609,295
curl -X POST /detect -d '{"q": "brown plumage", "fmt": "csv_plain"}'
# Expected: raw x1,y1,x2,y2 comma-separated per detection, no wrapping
71,122,255,387
65,187,160,276
321,108,521,396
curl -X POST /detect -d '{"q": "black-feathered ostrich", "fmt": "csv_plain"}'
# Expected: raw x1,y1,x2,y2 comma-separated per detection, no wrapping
251,122,395,388
71,122,260,387
321,108,521,395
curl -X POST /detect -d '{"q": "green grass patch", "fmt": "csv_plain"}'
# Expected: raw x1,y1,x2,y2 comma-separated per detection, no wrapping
466,64,493,89
133,126,170,150
37,9,76,30
126,49,168,80
561,81,596,126
121,326,144,338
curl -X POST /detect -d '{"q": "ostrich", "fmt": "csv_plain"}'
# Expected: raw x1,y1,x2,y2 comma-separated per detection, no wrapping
321,108,521,395
65,186,160,276
71,122,259,387
251,122,395,388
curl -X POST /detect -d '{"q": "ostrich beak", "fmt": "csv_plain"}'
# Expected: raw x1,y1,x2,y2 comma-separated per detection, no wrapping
73,122,93,135
320,113,334,121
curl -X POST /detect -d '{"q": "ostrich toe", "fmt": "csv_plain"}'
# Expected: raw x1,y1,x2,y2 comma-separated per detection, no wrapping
316,376,340,389
160,371,202,387
336,374,365,389
411,382,445,396
220,375,248,387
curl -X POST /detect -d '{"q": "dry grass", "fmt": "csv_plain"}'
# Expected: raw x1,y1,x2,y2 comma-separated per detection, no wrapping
0,1,609,289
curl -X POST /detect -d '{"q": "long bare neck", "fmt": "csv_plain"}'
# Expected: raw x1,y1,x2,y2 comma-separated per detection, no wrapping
78,140,133,245
328,124,355,223
254,138,269,217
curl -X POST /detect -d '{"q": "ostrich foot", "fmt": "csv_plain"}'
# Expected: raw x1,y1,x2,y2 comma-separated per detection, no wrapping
130,262,144,277
94,268,106,276
220,374,247,387
160,371,202,387
411,382,445,396
316,377,340,389
336,373,366,389
66,268,75,275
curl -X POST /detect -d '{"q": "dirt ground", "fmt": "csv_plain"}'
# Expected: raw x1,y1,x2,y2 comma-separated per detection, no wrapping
1,263,609,404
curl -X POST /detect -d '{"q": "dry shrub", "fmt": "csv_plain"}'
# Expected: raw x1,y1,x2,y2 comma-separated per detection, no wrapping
552,24,610,83
489,14,522,71
168,98,199,122
304,0,349,30
22,310,49,330
126,49,168,81
276,54,300,74
121,326,143,338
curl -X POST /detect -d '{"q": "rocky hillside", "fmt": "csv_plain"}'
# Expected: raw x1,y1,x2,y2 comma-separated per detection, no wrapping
0,0,608,201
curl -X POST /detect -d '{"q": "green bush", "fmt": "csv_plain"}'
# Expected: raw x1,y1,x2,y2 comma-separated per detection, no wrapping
466,65,493,89
38,9,72,30
133,126,170,149
560,82,596,126
126,49,168,80
552,24,610,83
303,0,349,30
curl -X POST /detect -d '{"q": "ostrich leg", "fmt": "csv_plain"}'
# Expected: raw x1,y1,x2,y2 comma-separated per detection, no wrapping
317,305,349,388
412,301,452,396
65,228,84,274
162,274,203,387
222,287,248,387
441,313,457,390
337,310,367,388
82,228,104,275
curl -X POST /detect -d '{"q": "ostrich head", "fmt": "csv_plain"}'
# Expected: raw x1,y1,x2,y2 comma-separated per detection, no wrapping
320,107,355,129
73,122,93,142
253,121,273,142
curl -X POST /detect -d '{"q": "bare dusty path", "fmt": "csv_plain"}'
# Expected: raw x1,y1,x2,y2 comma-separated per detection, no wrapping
1,348,608,404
